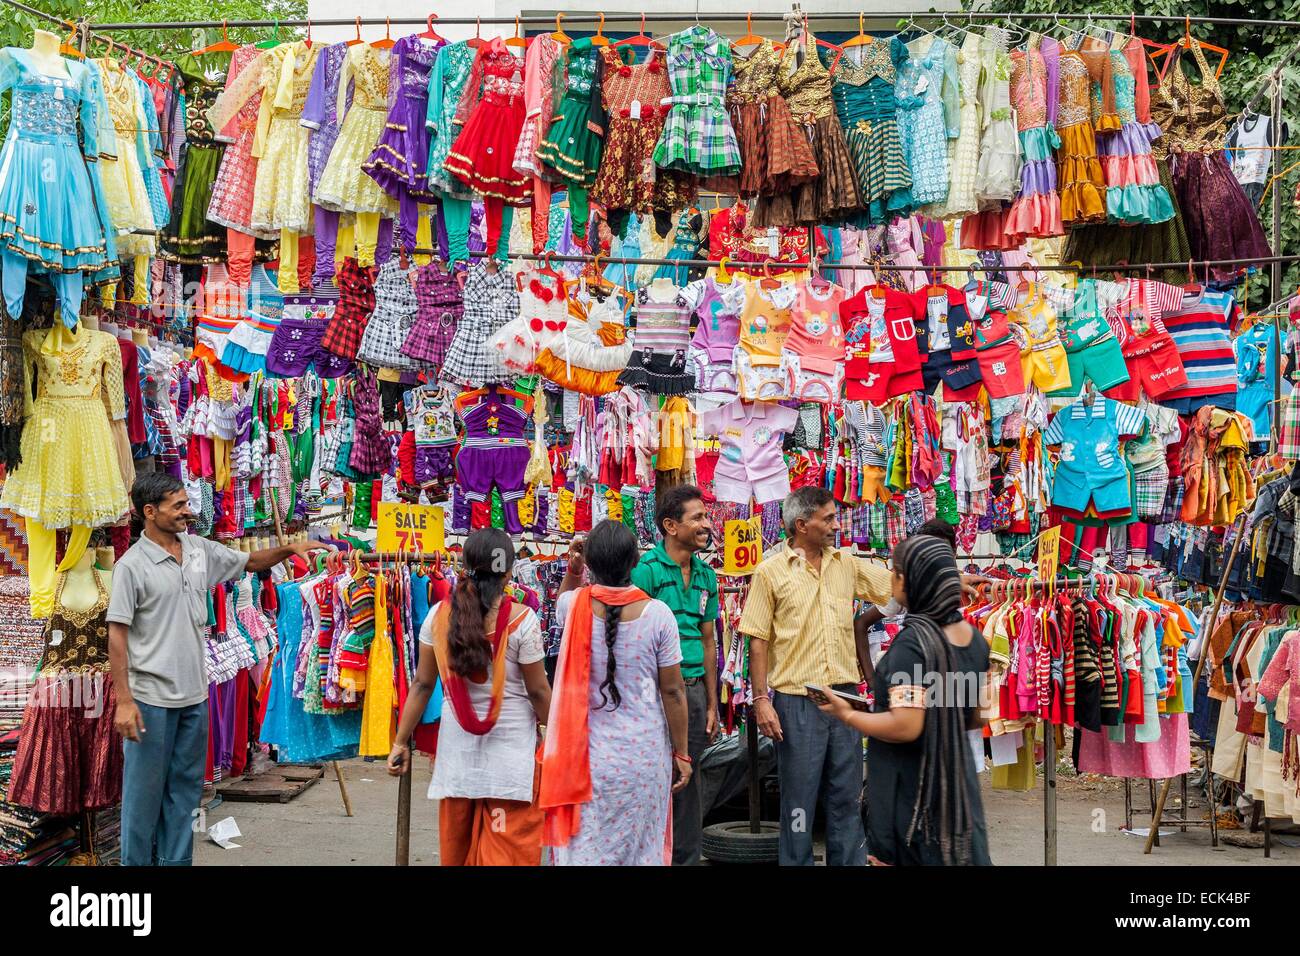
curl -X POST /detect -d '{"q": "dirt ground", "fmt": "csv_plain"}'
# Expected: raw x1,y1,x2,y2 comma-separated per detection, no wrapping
193,756,1299,866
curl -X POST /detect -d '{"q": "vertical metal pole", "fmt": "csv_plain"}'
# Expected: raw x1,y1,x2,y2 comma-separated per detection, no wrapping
747,706,761,833
1044,724,1057,866
1272,75,1284,451
1144,514,1247,853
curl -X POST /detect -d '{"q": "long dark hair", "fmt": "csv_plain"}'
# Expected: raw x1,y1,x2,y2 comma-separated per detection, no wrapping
892,534,975,865
584,520,641,710
447,528,515,678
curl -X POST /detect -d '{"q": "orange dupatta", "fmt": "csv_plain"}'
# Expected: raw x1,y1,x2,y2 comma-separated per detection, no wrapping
538,585,648,847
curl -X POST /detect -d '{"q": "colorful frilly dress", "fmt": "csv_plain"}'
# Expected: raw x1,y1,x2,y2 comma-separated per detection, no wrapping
424,40,478,201
207,45,274,238
0,49,115,321
535,37,608,238
728,38,819,227
833,37,914,225
363,35,443,251
1053,49,1106,227
316,44,397,216
250,41,321,235
777,30,863,223
1003,41,1063,244
1093,47,1176,224
444,38,530,204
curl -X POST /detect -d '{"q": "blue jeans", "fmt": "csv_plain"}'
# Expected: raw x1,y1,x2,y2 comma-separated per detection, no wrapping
121,700,208,866
772,689,866,866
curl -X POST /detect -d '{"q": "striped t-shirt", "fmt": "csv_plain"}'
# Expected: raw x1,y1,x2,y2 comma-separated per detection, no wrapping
1157,290,1239,401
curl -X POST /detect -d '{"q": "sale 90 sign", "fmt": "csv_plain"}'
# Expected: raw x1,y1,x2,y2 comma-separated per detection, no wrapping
722,516,764,576
377,503,446,555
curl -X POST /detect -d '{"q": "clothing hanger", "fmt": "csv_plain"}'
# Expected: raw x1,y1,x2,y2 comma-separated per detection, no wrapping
591,13,610,47
468,17,486,49
372,18,397,50
550,13,573,45
420,14,446,44
347,17,364,46
505,16,529,50
254,20,282,50
614,13,664,51
732,12,769,54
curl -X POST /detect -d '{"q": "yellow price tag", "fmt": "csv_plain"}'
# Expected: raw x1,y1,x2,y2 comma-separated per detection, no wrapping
722,516,764,577
377,503,446,555
1037,525,1061,590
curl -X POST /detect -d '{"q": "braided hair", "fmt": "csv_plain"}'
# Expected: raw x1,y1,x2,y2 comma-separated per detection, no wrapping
584,520,641,711
447,528,514,678
892,534,976,866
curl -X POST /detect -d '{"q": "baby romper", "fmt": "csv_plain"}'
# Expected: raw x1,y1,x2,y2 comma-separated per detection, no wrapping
840,285,924,402
968,288,1026,398
914,285,981,396
266,287,354,379
699,399,799,505
1047,279,1130,397
1010,290,1071,394
687,275,746,398
454,385,531,534
618,281,695,396
357,260,419,370
1042,397,1147,515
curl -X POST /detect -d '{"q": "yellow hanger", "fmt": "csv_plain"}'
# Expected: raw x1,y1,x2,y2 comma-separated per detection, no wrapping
716,255,733,285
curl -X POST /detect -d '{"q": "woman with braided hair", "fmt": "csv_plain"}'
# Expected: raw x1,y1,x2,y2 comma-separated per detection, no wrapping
815,534,992,866
541,520,692,865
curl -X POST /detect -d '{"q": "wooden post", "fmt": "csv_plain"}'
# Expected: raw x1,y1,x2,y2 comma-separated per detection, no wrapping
396,765,412,865
1143,514,1247,853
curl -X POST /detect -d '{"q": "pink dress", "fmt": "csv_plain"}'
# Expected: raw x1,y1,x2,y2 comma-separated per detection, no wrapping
1076,714,1191,779
1003,44,1063,243
206,45,273,238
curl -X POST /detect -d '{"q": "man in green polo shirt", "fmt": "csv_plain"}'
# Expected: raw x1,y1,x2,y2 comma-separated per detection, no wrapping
632,485,719,865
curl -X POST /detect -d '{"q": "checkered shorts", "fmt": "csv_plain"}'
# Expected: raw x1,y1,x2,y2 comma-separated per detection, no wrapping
1134,465,1170,522
322,258,376,360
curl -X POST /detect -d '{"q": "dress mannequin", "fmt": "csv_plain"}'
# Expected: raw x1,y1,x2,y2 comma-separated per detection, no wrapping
28,29,71,79
59,547,113,615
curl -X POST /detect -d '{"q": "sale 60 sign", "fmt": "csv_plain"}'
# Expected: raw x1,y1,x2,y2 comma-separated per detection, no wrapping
377,503,446,554
722,516,764,576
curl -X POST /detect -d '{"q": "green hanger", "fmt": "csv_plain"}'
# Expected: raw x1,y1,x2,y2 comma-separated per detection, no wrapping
255,21,283,49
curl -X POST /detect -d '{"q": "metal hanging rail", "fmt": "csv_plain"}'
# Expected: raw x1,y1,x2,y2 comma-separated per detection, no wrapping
50,10,1300,32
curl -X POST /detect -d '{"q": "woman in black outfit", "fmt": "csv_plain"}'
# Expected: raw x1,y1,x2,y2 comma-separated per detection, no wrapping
815,534,992,865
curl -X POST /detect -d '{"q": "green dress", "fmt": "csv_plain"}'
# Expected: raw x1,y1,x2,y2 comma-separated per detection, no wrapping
536,37,607,188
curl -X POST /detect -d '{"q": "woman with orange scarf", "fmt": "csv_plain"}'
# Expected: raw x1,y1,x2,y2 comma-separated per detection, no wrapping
540,520,692,865
387,529,552,865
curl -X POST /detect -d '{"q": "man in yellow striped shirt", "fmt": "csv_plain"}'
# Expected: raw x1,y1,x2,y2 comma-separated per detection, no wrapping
739,486,892,866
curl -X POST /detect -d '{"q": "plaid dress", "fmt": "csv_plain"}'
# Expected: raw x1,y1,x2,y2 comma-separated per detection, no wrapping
322,258,376,360
357,260,419,370
402,263,462,365
440,262,518,387
653,25,741,176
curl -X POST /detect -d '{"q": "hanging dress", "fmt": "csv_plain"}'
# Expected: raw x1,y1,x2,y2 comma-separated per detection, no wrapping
93,56,159,258
653,24,742,179
1151,42,1271,278
832,36,914,225
159,53,227,264
443,38,530,204
206,45,274,238
777,30,863,223
315,44,397,216
424,40,478,200
1054,49,1106,227
0,49,115,318
895,35,958,212
1093,46,1176,225
935,31,984,220
591,45,696,217
1003,41,1063,244
1063,37,1189,282
250,41,321,235
729,37,819,228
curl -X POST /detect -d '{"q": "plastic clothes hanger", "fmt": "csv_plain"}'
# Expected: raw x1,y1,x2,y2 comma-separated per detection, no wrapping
199,21,239,54
347,17,364,46
614,13,664,51
506,16,529,50
373,18,397,50
254,21,283,50
420,14,446,44
551,13,572,45
591,13,610,47
733,12,768,54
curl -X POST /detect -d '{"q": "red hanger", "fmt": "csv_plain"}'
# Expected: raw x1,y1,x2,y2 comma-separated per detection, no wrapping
420,14,445,44
346,17,364,47
468,17,487,50
197,20,238,55
614,13,665,51
373,17,397,50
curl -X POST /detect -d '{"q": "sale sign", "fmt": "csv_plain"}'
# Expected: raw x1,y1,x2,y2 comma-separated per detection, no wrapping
1037,525,1061,590
377,503,446,555
722,516,764,576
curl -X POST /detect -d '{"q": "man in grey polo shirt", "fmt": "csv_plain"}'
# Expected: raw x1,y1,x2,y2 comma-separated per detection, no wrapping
107,473,331,866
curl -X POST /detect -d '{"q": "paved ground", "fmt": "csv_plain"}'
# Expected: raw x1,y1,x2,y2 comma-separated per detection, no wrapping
193,755,1300,866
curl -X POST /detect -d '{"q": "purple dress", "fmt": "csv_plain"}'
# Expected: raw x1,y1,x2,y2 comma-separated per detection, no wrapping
364,35,443,254
302,42,351,287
